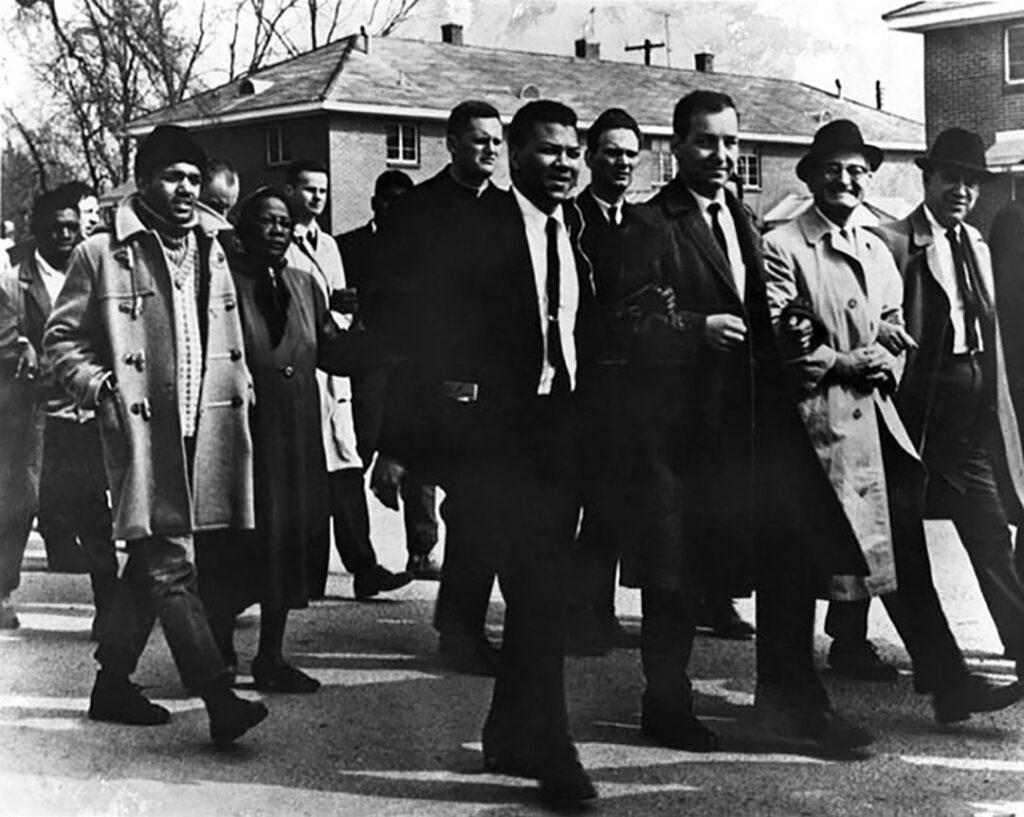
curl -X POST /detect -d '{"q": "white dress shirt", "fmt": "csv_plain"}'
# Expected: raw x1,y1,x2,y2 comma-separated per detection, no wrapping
34,250,67,305
923,205,984,354
512,186,580,395
589,190,623,226
691,188,745,297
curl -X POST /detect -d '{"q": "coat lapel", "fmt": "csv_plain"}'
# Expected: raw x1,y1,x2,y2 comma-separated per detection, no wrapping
19,253,53,317
661,180,740,300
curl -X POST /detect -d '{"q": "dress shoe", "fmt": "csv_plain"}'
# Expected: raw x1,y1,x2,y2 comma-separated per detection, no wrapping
754,688,873,753
353,565,413,600
251,657,321,693
406,553,442,581
697,599,755,640
438,634,500,676
0,596,20,630
483,743,597,808
88,671,170,726
932,674,1024,725
207,693,269,745
828,639,898,682
641,708,720,751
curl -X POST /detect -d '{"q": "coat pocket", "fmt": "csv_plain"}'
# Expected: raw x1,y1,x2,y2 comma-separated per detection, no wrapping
96,392,130,502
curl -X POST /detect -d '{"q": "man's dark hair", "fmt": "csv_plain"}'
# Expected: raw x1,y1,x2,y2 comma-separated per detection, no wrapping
60,180,98,204
374,169,414,197
586,108,641,153
672,90,737,139
207,159,239,183
447,100,502,138
508,100,578,149
31,185,83,238
285,158,328,187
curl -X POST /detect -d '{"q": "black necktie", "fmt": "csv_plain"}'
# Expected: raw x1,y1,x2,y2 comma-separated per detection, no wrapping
546,217,570,396
946,227,980,351
708,202,729,260
608,204,620,227
307,230,318,252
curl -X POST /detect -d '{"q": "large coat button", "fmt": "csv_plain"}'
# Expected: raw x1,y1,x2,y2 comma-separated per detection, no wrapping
283,365,295,378
852,408,862,420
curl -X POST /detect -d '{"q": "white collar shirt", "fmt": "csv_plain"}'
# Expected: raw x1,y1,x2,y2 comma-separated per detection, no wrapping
34,250,67,305
923,204,983,353
512,186,580,395
589,190,624,226
691,187,745,297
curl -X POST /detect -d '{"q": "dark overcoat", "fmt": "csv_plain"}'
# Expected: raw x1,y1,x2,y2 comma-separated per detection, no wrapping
871,206,1024,521
618,179,865,594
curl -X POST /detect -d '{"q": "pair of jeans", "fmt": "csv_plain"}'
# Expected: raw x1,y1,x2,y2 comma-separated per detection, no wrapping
96,534,228,694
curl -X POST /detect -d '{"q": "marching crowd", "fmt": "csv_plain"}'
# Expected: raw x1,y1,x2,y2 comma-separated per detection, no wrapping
3,87,1024,809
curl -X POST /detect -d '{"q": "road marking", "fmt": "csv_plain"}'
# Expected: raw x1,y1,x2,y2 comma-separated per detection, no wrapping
293,652,420,661
902,756,1024,773
8,613,91,632
692,678,755,706
462,742,828,767
970,801,1024,817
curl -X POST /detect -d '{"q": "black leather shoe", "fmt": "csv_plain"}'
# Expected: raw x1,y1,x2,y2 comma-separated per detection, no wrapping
353,566,413,600
933,674,1024,724
697,599,755,640
438,634,500,676
483,743,597,808
251,658,321,694
88,672,170,726
406,553,442,581
755,690,873,753
641,711,720,751
208,694,269,745
828,639,898,681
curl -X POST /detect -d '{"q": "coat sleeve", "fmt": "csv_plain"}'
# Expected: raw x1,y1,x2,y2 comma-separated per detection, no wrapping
762,234,837,392
315,276,395,376
42,244,110,408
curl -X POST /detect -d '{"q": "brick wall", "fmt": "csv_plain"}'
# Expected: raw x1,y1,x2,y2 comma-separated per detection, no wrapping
923,18,1024,230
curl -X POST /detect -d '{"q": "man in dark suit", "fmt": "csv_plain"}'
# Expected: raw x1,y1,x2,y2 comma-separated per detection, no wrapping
336,170,444,581
624,90,878,754
369,100,508,676
568,107,642,655
375,100,597,807
873,128,1024,681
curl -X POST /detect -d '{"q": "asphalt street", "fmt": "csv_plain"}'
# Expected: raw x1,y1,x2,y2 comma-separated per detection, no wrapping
1,499,1023,817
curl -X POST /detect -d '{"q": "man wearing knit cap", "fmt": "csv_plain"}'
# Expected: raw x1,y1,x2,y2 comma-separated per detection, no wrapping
45,124,269,744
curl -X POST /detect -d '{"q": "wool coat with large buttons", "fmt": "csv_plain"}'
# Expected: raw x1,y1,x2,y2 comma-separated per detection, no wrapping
44,195,256,542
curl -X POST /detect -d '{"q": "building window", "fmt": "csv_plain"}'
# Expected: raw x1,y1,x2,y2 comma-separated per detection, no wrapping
386,123,419,165
266,125,291,166
647,137,676,185
736,149,762,191
1007,24,1024,83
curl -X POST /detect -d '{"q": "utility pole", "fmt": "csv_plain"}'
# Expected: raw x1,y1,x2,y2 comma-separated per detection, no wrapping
625,37,665,67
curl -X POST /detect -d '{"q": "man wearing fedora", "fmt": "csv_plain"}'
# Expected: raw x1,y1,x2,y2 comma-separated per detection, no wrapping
765,119,1022,726
872,127,1024,683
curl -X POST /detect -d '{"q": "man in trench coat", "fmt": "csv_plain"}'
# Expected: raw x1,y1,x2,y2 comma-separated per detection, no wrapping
764,119,1022,725
872,127,1024,682
44,125,268,744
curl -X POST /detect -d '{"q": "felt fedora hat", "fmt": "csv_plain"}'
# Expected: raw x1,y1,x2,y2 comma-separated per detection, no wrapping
796,119,884,182
914,127,998,182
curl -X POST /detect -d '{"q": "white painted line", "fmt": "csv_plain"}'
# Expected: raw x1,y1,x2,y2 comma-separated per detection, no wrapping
692,679,755,706
461,742,828,767
970,801,1024,817
903,756,1024,773
292,652,420,661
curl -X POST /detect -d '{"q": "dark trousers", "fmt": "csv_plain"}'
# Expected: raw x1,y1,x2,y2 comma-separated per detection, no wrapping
37,417,118,612
328,468,376,577
0,397,43,599
925,354,1024,662
97,533,228,694
440,450,577,756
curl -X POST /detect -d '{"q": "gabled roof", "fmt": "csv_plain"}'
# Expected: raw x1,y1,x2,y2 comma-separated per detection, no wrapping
884,1,1024,32
129,33,924,149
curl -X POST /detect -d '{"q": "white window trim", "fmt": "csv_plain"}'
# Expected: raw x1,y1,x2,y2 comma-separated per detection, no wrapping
266,125,290,167
738,149,763,191
386,122,420,167
1006,23,1024,84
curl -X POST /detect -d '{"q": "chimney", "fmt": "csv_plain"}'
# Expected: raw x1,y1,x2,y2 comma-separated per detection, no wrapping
575,37,601,59
441,23,463,46
355,25,370,54
695,52,714,73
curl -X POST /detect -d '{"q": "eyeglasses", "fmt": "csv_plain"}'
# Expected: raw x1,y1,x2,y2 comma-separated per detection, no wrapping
938,168,982,187
821,163,871,181
256,216,293,230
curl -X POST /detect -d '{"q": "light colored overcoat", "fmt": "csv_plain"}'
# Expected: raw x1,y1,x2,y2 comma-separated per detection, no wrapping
44,196,255,541
763,208,917,599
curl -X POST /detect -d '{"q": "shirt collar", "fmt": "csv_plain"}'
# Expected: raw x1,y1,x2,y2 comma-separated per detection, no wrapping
688,186,727,217
294,220,319,241
33,249,63,278
813,206,850,235
512,185,563,228
923,203,959,238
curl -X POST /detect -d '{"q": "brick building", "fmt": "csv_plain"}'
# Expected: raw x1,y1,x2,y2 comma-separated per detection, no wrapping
129,25,924,234
885,0,1024,229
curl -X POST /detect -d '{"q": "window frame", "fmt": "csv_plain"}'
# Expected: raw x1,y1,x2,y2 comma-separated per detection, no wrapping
736,148,762,192
386,122,420,167
265,124,291,167
647,136,677,187
1006,23,1024,84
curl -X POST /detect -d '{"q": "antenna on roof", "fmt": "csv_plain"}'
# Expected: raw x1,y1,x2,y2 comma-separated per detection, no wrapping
625,37,665,67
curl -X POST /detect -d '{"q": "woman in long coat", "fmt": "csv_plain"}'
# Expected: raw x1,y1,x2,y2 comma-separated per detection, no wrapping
198,187,365,692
